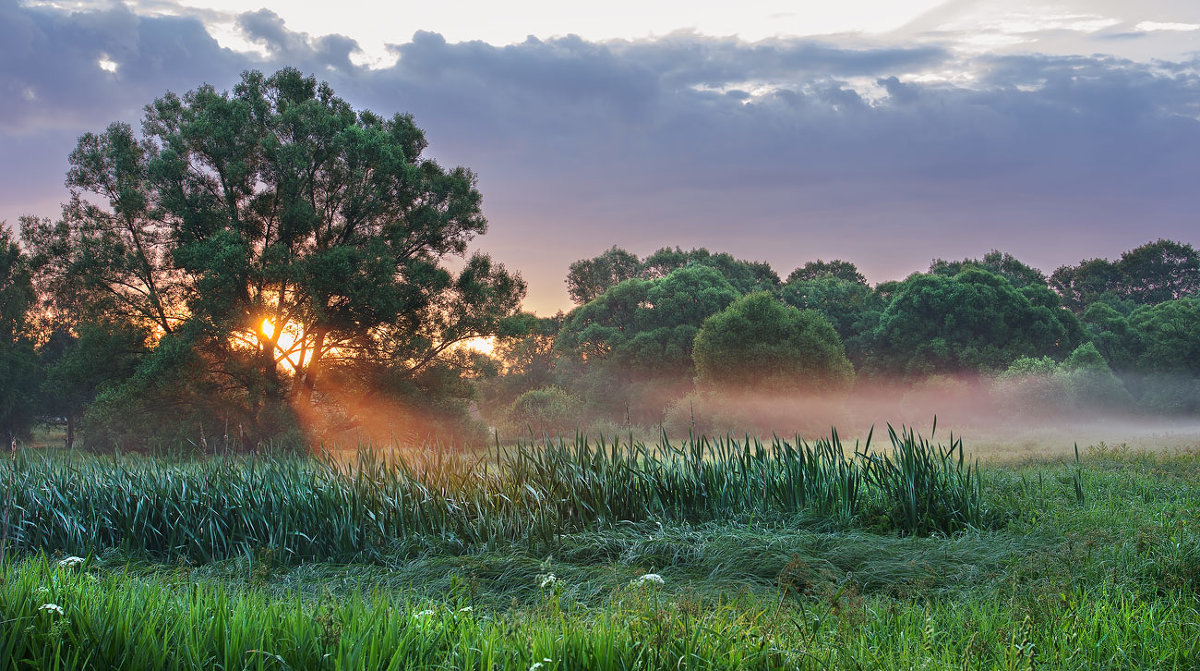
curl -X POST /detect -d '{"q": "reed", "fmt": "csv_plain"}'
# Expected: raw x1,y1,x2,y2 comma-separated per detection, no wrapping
0,426,992,563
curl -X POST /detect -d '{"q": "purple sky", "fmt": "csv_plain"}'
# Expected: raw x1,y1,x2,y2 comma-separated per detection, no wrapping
2,0,1198,314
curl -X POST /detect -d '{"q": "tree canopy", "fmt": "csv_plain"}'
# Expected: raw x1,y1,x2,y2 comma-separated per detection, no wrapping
556,265,740,378
786,259,866,285
1051,239,1199,311
693,292,854,392
930,250,1048,289
564,246,779,305
870,268,1082,375
565,246,641,305
21,68,525,445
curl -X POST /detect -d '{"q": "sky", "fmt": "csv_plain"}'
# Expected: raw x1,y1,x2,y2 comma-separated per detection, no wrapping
2,0,1198,314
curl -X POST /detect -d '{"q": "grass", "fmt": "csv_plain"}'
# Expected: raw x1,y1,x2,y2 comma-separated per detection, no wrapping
0,427,990,565
2,436,1198,669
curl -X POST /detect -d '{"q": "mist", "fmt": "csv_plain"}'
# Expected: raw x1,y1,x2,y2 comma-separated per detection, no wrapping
476,371,1200,462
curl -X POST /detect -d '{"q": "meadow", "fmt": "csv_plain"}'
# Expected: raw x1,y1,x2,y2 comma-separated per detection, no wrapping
1,430,1198,670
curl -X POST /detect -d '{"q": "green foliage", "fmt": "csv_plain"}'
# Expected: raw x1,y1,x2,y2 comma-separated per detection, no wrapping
0,226,39,441
476,313,564,422
1051,257,1122,311
563,246,779,308
1057,342,1133,409
1122,297,1200,413
871,269,1081,375
998,355,1058,379
4,447,1200,669
509,386,582,436
0,340,39,443
1127,297,1200,377
860,426,983,535
930,250,1048,289
640,247,780,294
20,68,524,447
777,275,884,364
1052,239,1200,311
0,428,992,567
552,265,739,398
785,259,866,285
994,344,1131,415
1080,302,1139,368
662,390,851,438
38,322,148,448
1115,239,1200,305
79,327,286,451
992,356,1065,418
694,292,854,392
565,246,641,305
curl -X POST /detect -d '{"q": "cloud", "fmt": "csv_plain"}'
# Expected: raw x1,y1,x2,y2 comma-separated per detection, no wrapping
2,0,1198,311
1135,21,1200,32
0,0,250,133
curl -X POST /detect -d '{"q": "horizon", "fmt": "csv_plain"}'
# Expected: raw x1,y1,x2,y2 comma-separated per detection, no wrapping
3,0,1199,314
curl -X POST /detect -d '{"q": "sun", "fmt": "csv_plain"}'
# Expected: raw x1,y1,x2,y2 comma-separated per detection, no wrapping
458,336,496,356
259,318,312,371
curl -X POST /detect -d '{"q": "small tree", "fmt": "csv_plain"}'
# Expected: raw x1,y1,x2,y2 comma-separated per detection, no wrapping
693,292,853,392
1057,342,1132,409
508,386,581,436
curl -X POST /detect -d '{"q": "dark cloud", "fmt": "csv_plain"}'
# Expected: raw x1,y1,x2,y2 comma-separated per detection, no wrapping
0,0,251,132
2,0,1198,312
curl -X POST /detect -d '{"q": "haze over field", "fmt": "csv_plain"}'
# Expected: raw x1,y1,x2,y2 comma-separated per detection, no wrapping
3,0,1199,314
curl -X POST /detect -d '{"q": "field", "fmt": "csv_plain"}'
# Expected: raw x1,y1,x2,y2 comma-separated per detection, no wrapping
1,430,1198,670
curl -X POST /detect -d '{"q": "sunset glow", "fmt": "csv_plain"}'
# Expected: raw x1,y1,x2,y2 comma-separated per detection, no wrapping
259,317,312,371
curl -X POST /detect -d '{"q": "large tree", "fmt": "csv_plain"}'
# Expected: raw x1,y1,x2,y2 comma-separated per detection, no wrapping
869,269,1082,375
565,246,641,305
557,265,740,378
1115,239,1200,305
0,226,39,444
1051,239,1200,311
930,250,1048,289
23,69,525,444
777,274,883,365
786,259,866,285
554,265,741,423
641,247,780,294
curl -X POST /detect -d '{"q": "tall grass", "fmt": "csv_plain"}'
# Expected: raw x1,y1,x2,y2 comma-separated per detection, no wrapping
3,556,1196,670
0,427,992,563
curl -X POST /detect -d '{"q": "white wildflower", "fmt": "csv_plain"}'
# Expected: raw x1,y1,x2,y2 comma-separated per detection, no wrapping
39,603,64,616
529,661,552,671
457,606,473,613
412,609,436,618
539,573,558,589
631,573,664,586
57,556,86,568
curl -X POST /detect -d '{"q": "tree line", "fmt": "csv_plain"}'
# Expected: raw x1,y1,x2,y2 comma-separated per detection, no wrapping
1,68,1198,448
483,243,1199,434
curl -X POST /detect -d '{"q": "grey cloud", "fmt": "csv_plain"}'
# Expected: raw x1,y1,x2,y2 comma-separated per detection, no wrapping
2,0,1198,310
0,0,249,132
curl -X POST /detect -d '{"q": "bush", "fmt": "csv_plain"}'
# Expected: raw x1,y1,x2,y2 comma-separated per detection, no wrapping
693,292,854,393
509,386,582,437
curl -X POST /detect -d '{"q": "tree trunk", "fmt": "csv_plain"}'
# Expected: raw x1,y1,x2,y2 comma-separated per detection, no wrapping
297,328,327,405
